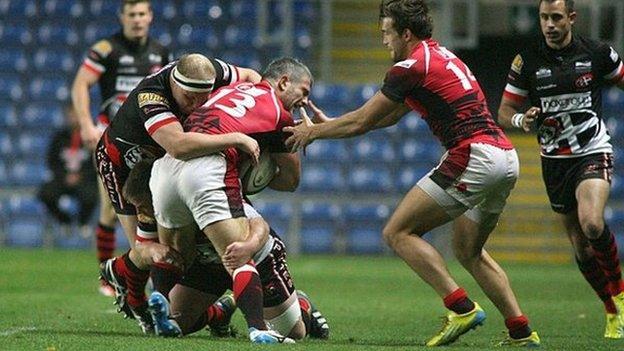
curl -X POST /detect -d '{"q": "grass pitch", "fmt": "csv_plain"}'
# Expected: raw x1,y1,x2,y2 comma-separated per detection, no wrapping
0,248,622,350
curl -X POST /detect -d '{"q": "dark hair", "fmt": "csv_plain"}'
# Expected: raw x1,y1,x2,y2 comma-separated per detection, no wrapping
120,0,151,13
539,0,575,14
262,57,313,85
379,0,433,39
122,159,154,209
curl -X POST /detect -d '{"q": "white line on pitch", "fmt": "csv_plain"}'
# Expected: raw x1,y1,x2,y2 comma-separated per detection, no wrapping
0,326,37,336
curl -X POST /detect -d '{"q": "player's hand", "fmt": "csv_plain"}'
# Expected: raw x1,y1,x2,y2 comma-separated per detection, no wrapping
284,107,315,154
222,241,254,270
81,124,103,150
308,101,331,123
236,133,260,165
147,242,185,271
521,107,540,132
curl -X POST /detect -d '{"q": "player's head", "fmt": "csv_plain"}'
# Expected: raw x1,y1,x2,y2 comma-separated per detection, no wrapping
379,0,433,62
539,0,576,49
122,159,154,217
262,57,313,112
170,54,216,115
119,0,153,42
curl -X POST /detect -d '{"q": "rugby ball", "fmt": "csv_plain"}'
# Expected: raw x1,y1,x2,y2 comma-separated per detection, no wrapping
239,151,278,195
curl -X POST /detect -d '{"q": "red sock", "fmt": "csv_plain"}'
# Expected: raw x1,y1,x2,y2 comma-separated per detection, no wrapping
505,315,531,339
589,226,624,296
232,262,266,330
113,252,149,308
96,223,115,263
443,288,475,314
298,295,312,333
207,304,225,324
576,256,617,313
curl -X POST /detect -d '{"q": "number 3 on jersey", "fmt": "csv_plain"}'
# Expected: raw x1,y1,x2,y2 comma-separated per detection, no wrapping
205,84,268,118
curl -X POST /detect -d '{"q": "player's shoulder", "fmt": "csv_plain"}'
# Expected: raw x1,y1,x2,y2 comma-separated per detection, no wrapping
90,38,114,57
575,35,609,52
508,38,542,73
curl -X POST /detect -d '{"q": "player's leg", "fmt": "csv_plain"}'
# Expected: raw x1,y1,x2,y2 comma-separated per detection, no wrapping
169,284,220,335
264,292,306,340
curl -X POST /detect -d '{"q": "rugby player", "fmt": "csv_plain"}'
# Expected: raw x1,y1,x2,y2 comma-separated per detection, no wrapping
285,0,540,346
498,0,624,338
71,0,170,296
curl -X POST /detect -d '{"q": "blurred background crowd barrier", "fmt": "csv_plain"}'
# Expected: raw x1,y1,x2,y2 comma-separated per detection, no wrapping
1,0,623,263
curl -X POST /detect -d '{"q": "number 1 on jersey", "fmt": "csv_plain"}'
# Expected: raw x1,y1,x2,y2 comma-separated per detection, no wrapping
446,61,476,91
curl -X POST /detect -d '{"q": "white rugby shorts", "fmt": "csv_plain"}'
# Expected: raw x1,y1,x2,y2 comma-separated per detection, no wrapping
150,153,245,230
417,143,519,220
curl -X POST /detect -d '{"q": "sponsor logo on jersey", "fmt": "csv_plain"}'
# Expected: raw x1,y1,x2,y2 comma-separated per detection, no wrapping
540,92,591,113
118,67,138,74
575,73,593,89
536,67,552,78
119,55,135,65
394,59,417,69
536,84,557,91
575,61,592,68
149,54,162,63
138,92,170,108
511,54,523,74
115,76,144,92
610,47,619,63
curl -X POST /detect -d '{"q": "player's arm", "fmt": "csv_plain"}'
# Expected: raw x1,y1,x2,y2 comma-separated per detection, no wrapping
150,121,259,162
307,100,409,130
268,152,300,192
237,67,262,84
71,66,101,149
285,91,400,151
222,210,270,270
497,53,539,132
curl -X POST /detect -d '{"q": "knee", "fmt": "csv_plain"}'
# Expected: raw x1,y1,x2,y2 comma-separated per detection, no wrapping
454,247,482,267
382,225,403,249
580,218,604,239
288,321,307,340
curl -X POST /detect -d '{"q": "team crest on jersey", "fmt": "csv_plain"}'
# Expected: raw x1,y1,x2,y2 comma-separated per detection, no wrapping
610,47,619,63
138,92,170,108
511,54,523,74
394,59,417,69
575,73,593,89
92,40,112,57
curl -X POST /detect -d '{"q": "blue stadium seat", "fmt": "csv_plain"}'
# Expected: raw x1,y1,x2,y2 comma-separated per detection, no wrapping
348,166,394,193
83,23,116,45
300,163,345,192
346,227,384,254
151,0,177,20
223,25,257,49
303,139,348,162
22,103,64,128
0,1,37,18
0,48,28,72
33,50,76,74
150,25,173,48
611,175,624,200
10,161,50,186
5,219,45,247
253,201,292,221
353,84,379,107
42,0,84,19
604,87,624,113
37,24,80,47
29,77,70,102
0,160,8,187
175,24,220,51
301,201,342,224
229,0,256,20
396,165,430,192
0,131,13,157
344,204,390,222
182,0,224,20
0,103,18,127
0,22,32,46
300,226,334,254
351,137,396,162
0,74,23,102
396,111,428,134
87,0,118,17
398,139,428,162
311,83,353,110
54,230,92,249
16,132,52,157
6,194,47,217
294,0,317,21
220,51,261,71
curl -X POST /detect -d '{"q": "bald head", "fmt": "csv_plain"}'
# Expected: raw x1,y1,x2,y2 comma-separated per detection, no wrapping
176,53,215,81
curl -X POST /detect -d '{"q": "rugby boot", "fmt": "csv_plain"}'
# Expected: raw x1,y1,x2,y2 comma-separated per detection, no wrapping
99,258,133,318
497,331,541,347
131,301,155,334
426,302,486,346
604,313,624,339
98,280,115,297
249,328,295,344
147,291,181,337
297,289,329,339
611,292,624,338
207,294,237,337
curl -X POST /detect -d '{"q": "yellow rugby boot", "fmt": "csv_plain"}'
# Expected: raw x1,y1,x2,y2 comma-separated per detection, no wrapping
426,302,486,347
497,331,541,347
604,313,624,339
